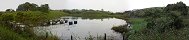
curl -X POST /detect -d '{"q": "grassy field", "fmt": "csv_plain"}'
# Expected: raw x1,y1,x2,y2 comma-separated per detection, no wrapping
128,18,146,31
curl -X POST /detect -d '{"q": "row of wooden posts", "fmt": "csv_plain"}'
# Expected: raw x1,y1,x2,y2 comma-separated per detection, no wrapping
70,33,127,40
42,20,78,26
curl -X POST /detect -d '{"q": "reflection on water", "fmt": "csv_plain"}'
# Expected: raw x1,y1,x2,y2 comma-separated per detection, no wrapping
34,17,127,40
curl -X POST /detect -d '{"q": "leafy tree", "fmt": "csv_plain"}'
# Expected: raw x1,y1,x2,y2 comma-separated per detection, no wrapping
164,1,188,16
146,14,183,32
143,1,187,33
39,4,49,13
16,2,50,13
16,2,38,11
145,8,184,33
124,7,164,18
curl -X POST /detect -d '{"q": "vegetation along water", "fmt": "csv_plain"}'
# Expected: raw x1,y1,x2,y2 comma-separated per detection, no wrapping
0,1,189,40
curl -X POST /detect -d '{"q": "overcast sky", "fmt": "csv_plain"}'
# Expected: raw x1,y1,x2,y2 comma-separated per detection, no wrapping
0,0,189,12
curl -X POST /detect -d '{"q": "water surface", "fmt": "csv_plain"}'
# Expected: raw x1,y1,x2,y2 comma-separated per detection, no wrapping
34,17,127,40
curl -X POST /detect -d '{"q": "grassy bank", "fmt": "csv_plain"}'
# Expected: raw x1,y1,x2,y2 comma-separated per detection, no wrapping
46,11,66,19
111,18,146,33
0,24,27,40
65,13,124,19
0,11,66,40
0,23,58,40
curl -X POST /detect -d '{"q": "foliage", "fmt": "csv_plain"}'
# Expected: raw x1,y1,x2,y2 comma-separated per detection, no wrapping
128,1,189,40
62,9,113,14
144,6,185,33
16,2,38,11
123,7,164,18
128,18,146,31
5,9,15,12
164,1,188,15
0,2,66,40
128,27,189,40
0,11,48,26
0,11,65,40
16,2,50,13
39,4,50,13
0,24,27,40
62,9,124,19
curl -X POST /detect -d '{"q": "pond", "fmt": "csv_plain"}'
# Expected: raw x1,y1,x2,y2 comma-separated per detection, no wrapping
33,16,127,40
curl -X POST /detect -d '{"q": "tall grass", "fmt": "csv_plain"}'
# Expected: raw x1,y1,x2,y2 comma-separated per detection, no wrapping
128,26,189,40
0,24,27,40
128,18,147,31
128,16,189,40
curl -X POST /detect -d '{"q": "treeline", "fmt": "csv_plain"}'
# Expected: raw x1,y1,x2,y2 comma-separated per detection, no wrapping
6,2,49,13
123,2,188,18
62,9,113,14
59,9,126,19
123,7,164,18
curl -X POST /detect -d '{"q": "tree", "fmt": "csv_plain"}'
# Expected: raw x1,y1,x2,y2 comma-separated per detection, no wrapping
164,1,188,16
16,2,38,11
143,2,187,32
145,9,184,33
39,4,49,13
16,2,50,13
5,9,15,12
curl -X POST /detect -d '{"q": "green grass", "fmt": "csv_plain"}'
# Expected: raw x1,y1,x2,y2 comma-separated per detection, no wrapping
0,11,65,40
0,25,27,40
128,18,147,31
0,24,59,40
128,26,189,40
46,11,67,19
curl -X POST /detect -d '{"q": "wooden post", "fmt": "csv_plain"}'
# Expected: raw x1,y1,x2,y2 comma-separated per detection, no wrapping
71,35,73,40
104,33,106,40
74,21,77,24
69,22,73,25
65,20,68,23
46,32,48,39
123,32,126,40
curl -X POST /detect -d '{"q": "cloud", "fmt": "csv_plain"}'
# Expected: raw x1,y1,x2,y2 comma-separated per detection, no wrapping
127,0,189,10
0,0,189,12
